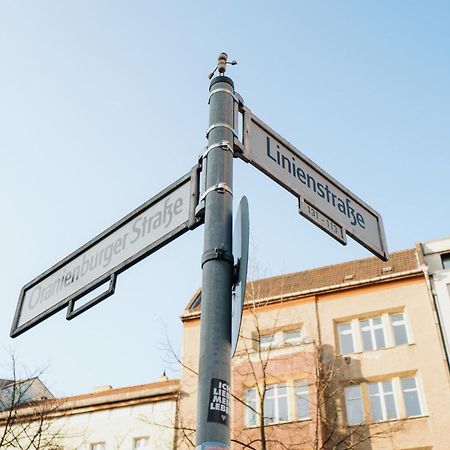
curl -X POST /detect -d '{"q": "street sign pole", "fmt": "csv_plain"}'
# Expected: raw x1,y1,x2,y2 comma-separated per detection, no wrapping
196,55,235,449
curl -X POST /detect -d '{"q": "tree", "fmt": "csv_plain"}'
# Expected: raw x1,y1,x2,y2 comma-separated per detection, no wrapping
0,351,64,450
230,288,403,450
231,296,321,450
174,272,405,450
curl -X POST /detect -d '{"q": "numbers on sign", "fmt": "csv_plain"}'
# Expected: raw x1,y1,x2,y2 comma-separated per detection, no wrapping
326,219,338,234
308,205,319,219
302,200,342,239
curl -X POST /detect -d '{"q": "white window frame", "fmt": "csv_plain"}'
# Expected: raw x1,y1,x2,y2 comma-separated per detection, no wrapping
243,379,311,428
283,328,303,345
133,436,150,449
338,321,356,354
244,387,258,427
400,376,424,417
259,333,276,350
390,312,410,346
344,385,364,425
263,383,289,424
294,379,310,420
360,316,386,351
344,375,426,425
367,380,398,422
337,311,413,355
90,443,106,450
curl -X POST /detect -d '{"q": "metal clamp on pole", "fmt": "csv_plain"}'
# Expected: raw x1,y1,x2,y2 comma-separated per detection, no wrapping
198,182,233,204
195,182,233,219
201,140,234,160
208,88,239,104
201,246,234,268
206,123,238,139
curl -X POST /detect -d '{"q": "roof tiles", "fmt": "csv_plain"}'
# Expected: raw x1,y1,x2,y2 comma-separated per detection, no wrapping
185,248,421,314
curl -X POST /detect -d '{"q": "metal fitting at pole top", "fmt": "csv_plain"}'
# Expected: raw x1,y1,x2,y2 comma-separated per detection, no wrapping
217,52,228,74
208,52,237,79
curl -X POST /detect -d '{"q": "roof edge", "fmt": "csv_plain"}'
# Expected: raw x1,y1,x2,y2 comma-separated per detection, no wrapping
182,268,424,321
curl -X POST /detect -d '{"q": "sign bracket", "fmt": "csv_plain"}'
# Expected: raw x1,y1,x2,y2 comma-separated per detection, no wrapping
66,274,117,320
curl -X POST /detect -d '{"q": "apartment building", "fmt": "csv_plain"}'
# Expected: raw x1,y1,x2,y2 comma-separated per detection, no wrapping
179,247,450,449
0,377,180,450
421,236,450,369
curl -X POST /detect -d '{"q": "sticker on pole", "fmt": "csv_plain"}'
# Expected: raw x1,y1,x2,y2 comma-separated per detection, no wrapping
207,378,230,426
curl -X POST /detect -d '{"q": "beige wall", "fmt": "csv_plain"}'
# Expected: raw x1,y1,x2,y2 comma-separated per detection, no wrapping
178,320,201,448
316,276,450,449
0,397,178,450
179,275,450,449
179,300,321,449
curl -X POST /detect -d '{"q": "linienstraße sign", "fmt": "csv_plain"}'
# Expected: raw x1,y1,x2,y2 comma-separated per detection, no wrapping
240,107,388,261
11,167,202,338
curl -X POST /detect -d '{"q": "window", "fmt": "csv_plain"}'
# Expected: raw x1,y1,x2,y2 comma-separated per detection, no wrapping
260,333,275,349
441,252,450,270
337,311,412,355
283,328,302,344
294,379,310,419
401,377,423,417
244,379,310,427
360,317,386,351
244,387,258,427
368,381,398,421
90,444,105,450
257,326,304,350
134,437,150,449
264,383,289,424
344,376,424,425
390,313,409,346
338,322,355,354
344,385,364,425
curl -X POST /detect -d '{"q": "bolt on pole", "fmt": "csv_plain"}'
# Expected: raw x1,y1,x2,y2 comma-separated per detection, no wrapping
196,54,236,449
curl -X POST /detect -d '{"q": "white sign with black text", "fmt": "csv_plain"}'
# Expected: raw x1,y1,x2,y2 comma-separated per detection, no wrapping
11,169,201,337
240,107,388,261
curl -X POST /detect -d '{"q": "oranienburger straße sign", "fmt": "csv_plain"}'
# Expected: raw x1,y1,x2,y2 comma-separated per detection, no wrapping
11,170,199,337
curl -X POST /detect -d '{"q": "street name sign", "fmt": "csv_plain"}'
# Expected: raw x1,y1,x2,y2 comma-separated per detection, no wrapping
239,106,388,261
11,166,203,338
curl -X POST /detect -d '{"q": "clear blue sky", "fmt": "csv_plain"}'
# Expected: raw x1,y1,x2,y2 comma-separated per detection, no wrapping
1,1,449,396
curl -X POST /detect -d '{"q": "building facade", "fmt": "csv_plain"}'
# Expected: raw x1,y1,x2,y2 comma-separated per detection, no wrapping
421,236,450,370
3,241,450,449
0,378,180,450
179,247,450,449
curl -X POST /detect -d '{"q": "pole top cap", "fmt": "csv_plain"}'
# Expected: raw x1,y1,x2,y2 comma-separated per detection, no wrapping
208,52,237,79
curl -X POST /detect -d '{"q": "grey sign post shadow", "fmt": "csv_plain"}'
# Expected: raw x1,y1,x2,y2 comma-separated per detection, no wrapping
10,165,203,338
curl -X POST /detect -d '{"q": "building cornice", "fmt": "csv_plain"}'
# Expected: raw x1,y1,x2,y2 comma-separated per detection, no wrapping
182,269,424,322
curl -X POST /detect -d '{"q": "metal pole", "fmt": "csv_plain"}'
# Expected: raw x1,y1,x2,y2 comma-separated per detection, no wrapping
196,54,236,449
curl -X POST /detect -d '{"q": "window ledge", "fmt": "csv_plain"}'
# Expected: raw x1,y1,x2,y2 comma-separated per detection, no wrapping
337,342,416,358
348,414,429,427
244,417,312,429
